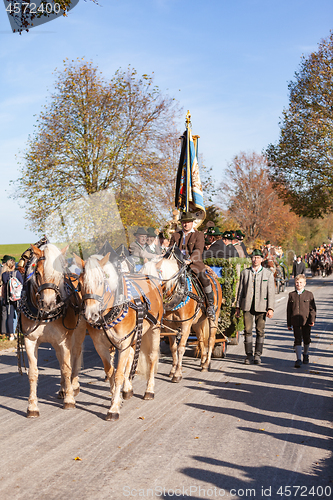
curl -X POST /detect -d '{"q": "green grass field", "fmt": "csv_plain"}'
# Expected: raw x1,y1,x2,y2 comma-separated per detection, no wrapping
0,244,30,262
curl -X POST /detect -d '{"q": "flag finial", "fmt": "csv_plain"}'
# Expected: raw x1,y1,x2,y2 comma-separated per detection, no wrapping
186,110,191,129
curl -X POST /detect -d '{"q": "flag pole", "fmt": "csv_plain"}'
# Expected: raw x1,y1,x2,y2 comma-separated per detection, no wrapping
185,110,191,212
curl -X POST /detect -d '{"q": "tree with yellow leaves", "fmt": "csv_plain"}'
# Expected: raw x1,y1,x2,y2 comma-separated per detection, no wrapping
14,59,181,234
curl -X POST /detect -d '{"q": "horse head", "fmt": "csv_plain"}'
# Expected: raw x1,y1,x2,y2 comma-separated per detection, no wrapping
75,252,118,325
30,243,68,315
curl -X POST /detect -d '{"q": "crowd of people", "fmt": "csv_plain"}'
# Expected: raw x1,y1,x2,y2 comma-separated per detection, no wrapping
305,243,333,277
128,222,252,265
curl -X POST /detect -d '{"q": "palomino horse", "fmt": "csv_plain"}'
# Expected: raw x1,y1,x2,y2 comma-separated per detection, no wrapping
141,251,222,382
74,253,163,421
19,243,84,417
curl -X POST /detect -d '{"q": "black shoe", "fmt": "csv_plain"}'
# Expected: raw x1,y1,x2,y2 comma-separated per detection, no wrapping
253,354,261,365
206,305,215,318
295,359,302,368
303,354,309,364
244,356,252,365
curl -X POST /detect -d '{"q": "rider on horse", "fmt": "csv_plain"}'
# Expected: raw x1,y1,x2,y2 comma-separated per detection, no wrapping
168,211,215,318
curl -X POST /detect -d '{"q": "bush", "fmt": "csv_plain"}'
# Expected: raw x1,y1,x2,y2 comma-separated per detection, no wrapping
204,257,250,336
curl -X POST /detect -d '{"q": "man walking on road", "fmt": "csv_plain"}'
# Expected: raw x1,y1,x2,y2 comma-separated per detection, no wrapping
235,249,275,364
292,255,306,278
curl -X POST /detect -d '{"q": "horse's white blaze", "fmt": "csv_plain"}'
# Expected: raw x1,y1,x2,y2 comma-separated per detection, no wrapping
38,244,67,308
83,255,119,323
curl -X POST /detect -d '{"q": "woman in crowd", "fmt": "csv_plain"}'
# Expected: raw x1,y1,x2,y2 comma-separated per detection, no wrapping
1,255,23,341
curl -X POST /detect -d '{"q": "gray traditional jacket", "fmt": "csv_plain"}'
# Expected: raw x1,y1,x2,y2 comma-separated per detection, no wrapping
128,241,157,262
236,266,275,313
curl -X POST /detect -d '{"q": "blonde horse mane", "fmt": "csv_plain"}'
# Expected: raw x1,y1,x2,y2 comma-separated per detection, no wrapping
43,244,66,279
84,255,118,292
140,257,179,292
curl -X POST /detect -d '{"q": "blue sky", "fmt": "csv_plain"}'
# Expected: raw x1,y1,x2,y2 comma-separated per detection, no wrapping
0,0,332,244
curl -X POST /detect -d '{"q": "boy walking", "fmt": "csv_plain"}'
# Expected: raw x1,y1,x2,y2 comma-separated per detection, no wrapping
287,274,316,368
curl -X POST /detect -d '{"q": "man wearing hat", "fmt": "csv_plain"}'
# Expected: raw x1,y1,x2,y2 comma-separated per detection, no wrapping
169,211,215,317
146,227,162,255
263,241,277,262
129,227,157,264
205,226,222,250
222,231,239,258
202,229,237,259
235,249,275,364
233,230,248,258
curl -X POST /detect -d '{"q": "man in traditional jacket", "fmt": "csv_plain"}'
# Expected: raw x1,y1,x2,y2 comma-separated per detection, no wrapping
235,249,275,365
292,255,306,278
233,230,249,258
221,231,239,258
129,227,157,264
146,227,162,255
169,211,215,318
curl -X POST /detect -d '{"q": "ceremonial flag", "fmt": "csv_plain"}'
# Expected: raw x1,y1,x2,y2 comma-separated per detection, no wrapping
175,111,205,222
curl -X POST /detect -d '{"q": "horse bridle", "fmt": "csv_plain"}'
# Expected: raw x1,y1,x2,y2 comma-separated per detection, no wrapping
81,270,115,322
34,255,70,317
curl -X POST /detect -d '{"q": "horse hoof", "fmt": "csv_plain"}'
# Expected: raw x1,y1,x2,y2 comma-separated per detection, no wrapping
106,412,119,421
168,371,175,378
63,403,75,410
171,376,182,383
27,410,40,418
143,392,154,400
74,388,80,397
57,390,65,399
122,390,133,400
201,366,208,372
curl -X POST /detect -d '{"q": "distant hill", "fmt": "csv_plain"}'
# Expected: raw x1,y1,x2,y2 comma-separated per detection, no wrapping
0,244,30,263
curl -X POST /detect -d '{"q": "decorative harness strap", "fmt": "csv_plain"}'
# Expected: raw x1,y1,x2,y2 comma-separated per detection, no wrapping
90,275,160,381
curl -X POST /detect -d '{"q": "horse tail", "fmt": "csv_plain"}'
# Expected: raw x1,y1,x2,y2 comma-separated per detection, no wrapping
136,328,160,380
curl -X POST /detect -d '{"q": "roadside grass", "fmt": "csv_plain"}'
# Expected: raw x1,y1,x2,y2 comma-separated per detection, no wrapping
0,334,16,351
0,244,30,262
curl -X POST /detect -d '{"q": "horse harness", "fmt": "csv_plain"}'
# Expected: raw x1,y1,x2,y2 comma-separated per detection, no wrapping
82,273,162,380
19,253,80,333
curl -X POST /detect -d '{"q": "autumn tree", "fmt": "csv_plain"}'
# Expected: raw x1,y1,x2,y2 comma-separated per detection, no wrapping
14,59,181,234
267,32,333,218
218,152,299,245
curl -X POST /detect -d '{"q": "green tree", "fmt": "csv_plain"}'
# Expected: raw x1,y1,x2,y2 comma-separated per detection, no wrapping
13,59,181,234
267,32,333,218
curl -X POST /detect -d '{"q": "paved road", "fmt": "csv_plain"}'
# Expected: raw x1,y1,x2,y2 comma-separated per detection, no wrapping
0,273,332,500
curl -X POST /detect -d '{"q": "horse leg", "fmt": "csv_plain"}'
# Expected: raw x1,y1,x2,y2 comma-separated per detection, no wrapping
25,337,40,418
172,323,192,383
122,346,135,400
139,326,160,400
201,317,218,371
70,319,87,397
193,320,209,369
88,327,115,392
56,337,76,410
168,334,178,377
106,348,131,421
